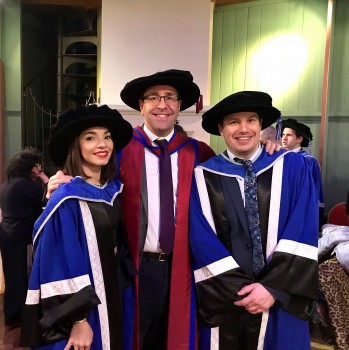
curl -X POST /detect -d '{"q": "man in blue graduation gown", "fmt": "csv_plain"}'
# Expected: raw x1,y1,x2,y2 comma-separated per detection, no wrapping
189,91,318,350
281,118,325,228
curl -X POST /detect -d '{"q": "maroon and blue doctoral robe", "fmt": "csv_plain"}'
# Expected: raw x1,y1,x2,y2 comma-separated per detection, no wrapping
119,127,215,350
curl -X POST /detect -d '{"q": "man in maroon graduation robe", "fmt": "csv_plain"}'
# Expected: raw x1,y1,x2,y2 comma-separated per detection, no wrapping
119,69,215,350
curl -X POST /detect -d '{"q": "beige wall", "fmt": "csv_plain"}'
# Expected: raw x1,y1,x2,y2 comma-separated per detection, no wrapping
99,0,214,144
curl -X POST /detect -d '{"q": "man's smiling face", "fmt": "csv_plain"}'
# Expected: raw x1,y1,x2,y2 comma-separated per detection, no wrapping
139,85,181,137
218,111,262,159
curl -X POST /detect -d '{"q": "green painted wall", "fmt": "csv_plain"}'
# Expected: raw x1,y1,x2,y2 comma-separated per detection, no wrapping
211,0,349,212
0,0,22,162
325,0,349,211
211,0,327,154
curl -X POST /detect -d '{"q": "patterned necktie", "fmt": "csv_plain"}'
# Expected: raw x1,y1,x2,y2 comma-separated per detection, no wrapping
234,157,265,274
154,139,175,254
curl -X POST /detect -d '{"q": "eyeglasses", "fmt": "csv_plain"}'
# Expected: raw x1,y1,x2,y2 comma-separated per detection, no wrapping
142,94,180,105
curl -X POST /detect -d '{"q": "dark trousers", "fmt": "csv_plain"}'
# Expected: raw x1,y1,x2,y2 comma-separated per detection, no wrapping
0,232,29,326
219,311,262,349
138,255,171,350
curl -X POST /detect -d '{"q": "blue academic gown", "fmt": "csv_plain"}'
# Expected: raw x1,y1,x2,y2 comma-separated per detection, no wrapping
298,149,325,227
20,177,127,350
190,148,318,350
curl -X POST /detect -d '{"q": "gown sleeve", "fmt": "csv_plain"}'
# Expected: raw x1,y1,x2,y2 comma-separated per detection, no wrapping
20,199,100,347
258,153,319,319
189,171,253,326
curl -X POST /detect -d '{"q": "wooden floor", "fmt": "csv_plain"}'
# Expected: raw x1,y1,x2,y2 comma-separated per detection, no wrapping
0,295,28,350
0,292,334,350
311,333,334,350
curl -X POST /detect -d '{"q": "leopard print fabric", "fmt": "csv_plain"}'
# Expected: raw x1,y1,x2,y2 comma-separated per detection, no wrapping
318,257,349,350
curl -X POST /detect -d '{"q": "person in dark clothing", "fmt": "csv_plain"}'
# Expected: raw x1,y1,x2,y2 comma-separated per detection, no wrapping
0,147,48,328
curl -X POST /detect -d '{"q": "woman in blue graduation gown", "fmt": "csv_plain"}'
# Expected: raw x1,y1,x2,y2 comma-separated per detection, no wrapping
20,104,133,350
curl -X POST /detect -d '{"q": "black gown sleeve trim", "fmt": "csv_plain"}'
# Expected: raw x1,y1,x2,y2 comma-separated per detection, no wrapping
20,285,100,347
196,269,253,327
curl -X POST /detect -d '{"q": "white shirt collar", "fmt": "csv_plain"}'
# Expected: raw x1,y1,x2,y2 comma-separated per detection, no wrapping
226,143,262,163
290,146,302,153
143,124,174,145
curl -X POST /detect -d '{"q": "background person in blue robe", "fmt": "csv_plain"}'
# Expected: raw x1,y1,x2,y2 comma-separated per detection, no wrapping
189,91,318,350
281,118,325,229
20,104,133,350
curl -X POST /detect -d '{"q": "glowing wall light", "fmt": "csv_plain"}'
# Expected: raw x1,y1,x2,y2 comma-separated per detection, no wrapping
250,34,308,98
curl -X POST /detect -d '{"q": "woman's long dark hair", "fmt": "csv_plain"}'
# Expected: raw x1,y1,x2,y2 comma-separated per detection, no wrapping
6,147,42,180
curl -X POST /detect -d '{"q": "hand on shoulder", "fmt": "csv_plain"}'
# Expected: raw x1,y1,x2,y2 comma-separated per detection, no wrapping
261,140,281,155
46,170,73,199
